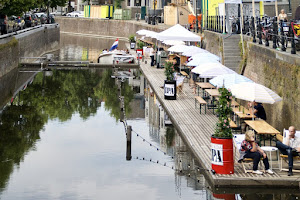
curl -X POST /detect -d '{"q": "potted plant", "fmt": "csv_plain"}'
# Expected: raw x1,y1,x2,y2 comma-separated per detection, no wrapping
136,40,145,59
211,87,234,174
129,34,136,49
164,61,176,100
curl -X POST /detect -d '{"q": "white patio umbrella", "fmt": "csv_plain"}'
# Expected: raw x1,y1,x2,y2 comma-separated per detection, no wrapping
156,24,201,42
209,74,254,89
162,40,185,46
136,29,149,35
167,44,192,53
187,57,219,66
192,63,236,78
144,30,158,38
230,82,282,104
182,46,208,56
191,53,220,61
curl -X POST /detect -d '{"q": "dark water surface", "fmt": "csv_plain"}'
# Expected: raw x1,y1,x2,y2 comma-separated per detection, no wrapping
0,33,299,200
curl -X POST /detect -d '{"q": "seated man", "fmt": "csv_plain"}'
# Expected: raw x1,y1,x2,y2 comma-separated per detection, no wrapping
250,101,266,120
276,126,300,176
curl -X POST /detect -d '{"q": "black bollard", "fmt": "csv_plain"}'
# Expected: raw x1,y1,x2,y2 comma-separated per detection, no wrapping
280,20,286,51
258,18,262,44
291,37,296,54
252,17,256,43
265,18,269,46
272,17,277,49
126,125,132,161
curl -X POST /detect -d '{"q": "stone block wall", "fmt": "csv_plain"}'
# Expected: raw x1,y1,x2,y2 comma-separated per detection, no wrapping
56,17,168,39
244,43,300,131
202,30,224,64
0,25,60,78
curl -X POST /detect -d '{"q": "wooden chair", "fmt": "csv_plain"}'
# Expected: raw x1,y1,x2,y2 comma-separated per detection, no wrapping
175,76,186,97
278,129,300,172
233,134,263,173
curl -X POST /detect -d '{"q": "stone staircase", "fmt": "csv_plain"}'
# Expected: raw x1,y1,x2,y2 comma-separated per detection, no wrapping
223,34,242,73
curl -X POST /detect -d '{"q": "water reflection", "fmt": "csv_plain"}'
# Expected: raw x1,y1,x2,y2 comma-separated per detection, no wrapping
59,33,127,62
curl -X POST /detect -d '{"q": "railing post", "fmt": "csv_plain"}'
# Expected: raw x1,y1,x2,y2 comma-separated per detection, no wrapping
280,20,286,51
252,16,256,43
290,22,296,54
272,17,277,49
258,17,262,44
126,125,132,161
265,17,269,46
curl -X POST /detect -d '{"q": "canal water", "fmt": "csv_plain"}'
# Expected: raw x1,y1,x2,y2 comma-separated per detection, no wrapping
0,33,299,200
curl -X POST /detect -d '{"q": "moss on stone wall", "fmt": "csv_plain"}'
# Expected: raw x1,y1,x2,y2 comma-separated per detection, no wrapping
0,37,18,51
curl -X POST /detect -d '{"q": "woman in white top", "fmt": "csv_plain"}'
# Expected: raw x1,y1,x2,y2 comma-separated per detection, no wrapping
278,9,288,21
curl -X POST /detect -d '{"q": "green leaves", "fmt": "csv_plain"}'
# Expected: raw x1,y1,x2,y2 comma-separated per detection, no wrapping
214,87,233,138
164,61,175,81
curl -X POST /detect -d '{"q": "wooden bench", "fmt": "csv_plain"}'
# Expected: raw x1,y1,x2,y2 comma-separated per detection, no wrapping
194,96,207,114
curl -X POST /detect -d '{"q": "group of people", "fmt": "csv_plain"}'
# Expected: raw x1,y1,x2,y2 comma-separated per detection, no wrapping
241,126,299,176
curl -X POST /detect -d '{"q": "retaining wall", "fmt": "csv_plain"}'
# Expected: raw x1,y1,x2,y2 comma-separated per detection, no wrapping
0,25,60,77
203,30,300,131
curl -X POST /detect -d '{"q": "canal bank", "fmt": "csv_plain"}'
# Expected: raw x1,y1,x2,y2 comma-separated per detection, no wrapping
0,24,60,78
136,54,300,189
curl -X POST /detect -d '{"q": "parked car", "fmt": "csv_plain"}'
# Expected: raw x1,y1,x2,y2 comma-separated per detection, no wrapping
0,14,18,34
24,14,40,27
50,11,65,16
39,14,47,24
24,14,34,27
66,11,84,17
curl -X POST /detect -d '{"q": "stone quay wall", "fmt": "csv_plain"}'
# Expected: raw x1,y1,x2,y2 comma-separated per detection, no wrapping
0,25,60,78
56,17,168,39
203,30,300,131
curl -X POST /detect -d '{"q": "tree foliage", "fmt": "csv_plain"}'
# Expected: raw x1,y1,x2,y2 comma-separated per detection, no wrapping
0,0,68,16
214,87,233,138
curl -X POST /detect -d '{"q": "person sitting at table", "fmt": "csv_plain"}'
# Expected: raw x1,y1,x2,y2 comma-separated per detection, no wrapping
276,126,300,176
173,54,180,72
249,101,266,120
241,130,274,175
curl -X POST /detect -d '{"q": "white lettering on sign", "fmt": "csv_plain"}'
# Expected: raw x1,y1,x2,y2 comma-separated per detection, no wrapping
211,143,223,166
164,84,175,96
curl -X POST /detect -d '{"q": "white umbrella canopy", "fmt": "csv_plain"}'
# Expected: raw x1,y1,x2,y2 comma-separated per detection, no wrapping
145,30,158,38
191,53,220,61
209,74,254,89
136,29,149,35
162,40,185,46
167,45,193,53
182,46,208,56
192,63,236,78
230,82,282,104
156,24,201,42
187,57,219,66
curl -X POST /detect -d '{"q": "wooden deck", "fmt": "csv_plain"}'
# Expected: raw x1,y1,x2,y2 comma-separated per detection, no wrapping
136,54,300,188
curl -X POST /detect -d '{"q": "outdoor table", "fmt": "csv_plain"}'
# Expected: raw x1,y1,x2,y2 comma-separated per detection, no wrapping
205,88,220,114
196,83,215,97
244,120,280,146
232,106,256,127
230,99,239,107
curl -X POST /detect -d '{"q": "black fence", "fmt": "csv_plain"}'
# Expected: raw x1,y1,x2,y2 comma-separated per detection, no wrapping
188,15,300,55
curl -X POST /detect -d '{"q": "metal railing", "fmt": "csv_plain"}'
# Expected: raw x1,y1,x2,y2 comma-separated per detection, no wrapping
202,15,299,55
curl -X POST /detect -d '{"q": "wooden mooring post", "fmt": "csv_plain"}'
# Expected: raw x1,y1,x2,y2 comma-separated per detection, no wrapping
126,125,132,161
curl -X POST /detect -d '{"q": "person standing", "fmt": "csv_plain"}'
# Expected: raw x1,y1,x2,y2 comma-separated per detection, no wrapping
149,45,155,66
276,126,300,176
241,130,274,175
278,9,288,22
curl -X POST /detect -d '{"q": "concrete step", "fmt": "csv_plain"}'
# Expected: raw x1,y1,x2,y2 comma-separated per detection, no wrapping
224,56,241,61
224,40,240,44
223,46,240,50
225,60,241,64
224,52,241,57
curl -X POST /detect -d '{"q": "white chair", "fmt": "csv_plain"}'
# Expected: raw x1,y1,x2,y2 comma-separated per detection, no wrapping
175,76,186,96
279,129,300,172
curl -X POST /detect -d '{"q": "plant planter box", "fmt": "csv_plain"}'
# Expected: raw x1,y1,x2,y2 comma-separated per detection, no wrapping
211,136,234,174
164,80,176,100
130,42,136,49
